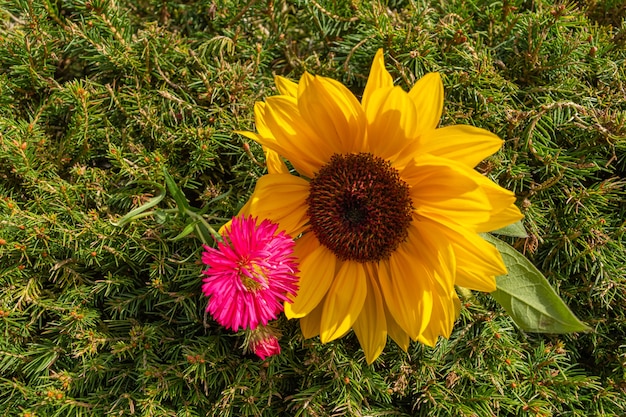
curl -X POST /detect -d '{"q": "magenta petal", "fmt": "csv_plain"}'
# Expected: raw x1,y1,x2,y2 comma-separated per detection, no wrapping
200,215,300,331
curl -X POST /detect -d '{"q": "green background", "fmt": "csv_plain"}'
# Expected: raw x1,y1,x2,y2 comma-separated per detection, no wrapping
0,0,625,415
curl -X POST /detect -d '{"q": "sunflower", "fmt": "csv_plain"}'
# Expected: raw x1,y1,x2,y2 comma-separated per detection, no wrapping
236,49,523,363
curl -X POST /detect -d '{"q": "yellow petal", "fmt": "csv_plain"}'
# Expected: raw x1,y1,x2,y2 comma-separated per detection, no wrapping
434,222,508,292
464,171,522,232
475,201,524,233
368,263,410,352
406,214,457,285
237,102,317,175
404,156,517,231
299,301,324,338
418,125,504,168
286,234,337,318
298,72,366,154
262,95,333,177
408,73,444,133
263,146,289,174
417,288,460,346
320,261,367,343
404,157,489,227
274,75,298,97
352,271,387,364
247,174,310,236
292,230,321,262
235,128,264,144
364,86,420,168
410,227,458,345
252,101,273,139
384,302,410,352
378,248,432,340
362,49,394,111
379,216,457,340
403,156,479,202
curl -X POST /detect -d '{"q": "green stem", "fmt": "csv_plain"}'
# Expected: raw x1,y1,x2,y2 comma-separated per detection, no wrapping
185,208,221,245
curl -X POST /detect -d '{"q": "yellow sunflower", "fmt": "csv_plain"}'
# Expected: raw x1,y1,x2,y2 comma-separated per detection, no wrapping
236,49,523,363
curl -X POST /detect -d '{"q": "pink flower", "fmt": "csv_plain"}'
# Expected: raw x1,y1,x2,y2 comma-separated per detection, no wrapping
201,215,299,331
250,330,281,360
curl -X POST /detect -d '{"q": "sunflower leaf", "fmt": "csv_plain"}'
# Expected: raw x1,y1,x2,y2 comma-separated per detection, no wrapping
490,220,527,238
483,234,591,334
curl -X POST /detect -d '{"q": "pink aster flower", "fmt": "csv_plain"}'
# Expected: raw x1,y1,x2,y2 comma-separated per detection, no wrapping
201,215,299,331
248,326,281,360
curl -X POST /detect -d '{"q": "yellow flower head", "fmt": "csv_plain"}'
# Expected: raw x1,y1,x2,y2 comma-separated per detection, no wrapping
236,49,523,363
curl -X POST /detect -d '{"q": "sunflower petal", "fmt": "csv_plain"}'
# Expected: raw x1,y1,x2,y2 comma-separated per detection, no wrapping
252,101,272,138
320,261,367,343
406,214,457,285
462,170,522,232
369,263,411,352
261,95,332,177
404,158,479,199
384,302,410,352
379,247,432,340
263,146,289,174
298,73,366,154
382,217,457,341
404,158,488,226
247,174,309,236
364,86,420,167
405,156,517,230
474,199,524,233
286,235,337,318
237,102,312,174
299,301,324,338
408,72,444,133
435,222,508,292
417,288,461,345
352,272,387,364
412,229,458,345
362,49,394,110
235,128,264,144
274,75,298,97
419,125,504,168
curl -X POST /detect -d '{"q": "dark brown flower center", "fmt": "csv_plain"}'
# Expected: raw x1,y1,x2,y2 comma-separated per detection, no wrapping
306,153,413,263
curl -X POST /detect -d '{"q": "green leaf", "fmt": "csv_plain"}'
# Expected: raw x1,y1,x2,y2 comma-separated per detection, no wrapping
111,182,166,227
490,220,527,238
163,167,191,214
194,220,214,246
154,209,170,224
483,234,591,334
169,222,197,241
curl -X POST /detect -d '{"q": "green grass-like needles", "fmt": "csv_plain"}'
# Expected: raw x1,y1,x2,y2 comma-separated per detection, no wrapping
0,0,625,416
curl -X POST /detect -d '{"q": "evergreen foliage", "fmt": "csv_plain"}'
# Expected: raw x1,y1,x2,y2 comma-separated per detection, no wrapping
0,0,625,415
